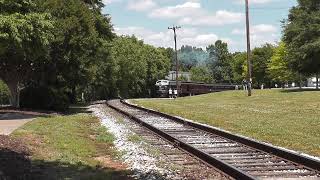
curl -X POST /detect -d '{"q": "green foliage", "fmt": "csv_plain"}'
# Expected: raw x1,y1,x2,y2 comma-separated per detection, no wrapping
0,0,54,107
0,80,9,104
190,66,213,83
250,44,274,87
20,86,69,111
231,52,246,83
206,40,233,83
111,36,170,98
283,0,320,77
268,42,298,83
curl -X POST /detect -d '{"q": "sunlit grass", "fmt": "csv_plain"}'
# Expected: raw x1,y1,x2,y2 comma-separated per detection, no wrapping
12,113,129,179
132,89,320,157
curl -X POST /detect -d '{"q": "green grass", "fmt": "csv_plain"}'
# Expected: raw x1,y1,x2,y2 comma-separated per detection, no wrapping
127,134,143,143
132,89,320,157
12,113,129,179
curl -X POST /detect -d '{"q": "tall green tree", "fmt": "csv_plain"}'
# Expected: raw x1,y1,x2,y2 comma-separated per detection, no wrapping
231,52,246,83
283,0,320,88
268,42,298,85
0,0,54,107
112,36,170,98
206,40,233,83
35,0,114,102
250,44,274,87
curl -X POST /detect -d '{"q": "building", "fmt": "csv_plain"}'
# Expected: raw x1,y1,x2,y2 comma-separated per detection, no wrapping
165,71,191,81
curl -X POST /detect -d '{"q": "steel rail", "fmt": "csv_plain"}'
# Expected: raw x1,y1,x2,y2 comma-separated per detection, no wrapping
121,99,320,172
107,100,256,180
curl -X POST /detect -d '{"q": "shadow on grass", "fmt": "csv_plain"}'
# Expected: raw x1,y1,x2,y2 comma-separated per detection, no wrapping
0,147,130,180
0,147,173,180
66,105,93,115
281,88,320,93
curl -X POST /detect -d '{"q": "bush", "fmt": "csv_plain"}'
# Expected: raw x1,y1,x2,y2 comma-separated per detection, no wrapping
20,86,69,111
0,80,10,105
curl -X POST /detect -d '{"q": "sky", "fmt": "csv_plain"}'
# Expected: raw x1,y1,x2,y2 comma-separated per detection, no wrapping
102,0,297,52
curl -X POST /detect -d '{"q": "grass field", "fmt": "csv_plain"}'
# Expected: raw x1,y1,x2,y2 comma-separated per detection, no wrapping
12,111,129,179
132,89,320,157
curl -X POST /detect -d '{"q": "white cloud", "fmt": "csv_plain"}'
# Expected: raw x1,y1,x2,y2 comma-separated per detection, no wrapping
232,24,279,48
149,2,202,19
232,24,277,35
102,0,121,5
114,26,230,49
127,0,157,12
179,10,243,26
149,1,244,26
233,0,274,4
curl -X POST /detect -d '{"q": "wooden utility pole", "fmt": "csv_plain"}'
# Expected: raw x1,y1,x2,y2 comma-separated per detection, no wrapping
168,25,181,97
245,0,252,96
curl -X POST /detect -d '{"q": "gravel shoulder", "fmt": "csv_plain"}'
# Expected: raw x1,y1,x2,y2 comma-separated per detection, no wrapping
91,103,231,180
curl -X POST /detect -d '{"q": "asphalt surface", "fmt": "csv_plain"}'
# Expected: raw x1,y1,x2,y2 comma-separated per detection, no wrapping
0,113,34,135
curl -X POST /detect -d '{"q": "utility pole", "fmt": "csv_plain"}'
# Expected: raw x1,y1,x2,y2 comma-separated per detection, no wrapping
168,25,181,97
245,0,252,96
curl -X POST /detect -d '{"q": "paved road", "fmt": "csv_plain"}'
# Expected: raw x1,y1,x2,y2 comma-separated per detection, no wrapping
0,113,34,135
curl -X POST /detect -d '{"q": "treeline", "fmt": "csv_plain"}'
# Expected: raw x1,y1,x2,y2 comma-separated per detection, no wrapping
176,41,304,88
0,0,170,110
177,0,320,89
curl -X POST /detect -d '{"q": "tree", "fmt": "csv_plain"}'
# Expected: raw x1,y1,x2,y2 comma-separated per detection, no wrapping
178,46,208,70
231,52,246,83
111,36,170,98
283,0,320,89
250,44,274,87
0,0,54,107
190,66,213,83
206,40,233,83
0,80,9,105
268,42,298,85
35,0,114,103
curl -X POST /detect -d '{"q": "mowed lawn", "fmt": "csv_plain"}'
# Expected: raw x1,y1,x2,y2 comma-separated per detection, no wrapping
132,89,320,157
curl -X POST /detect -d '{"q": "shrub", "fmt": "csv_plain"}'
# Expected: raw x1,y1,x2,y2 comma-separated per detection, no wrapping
20,86,69,111
0,80,10,105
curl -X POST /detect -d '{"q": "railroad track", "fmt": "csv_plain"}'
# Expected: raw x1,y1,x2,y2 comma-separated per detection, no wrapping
107,99,320,180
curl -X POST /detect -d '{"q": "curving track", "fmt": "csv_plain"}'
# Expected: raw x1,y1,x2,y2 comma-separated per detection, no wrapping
107,99,320,180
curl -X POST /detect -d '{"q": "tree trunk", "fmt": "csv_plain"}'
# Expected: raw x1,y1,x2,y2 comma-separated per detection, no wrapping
7,81,20,108
316,73,319,90
71,86,77,104
299,74,302,89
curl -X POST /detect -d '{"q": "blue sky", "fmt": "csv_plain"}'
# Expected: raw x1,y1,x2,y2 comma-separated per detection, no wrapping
102,0,297,52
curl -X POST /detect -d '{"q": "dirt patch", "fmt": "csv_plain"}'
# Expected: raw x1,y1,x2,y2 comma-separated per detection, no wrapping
95,156,127,170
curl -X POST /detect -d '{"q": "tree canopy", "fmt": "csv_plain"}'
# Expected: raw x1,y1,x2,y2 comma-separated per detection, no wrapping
283,0,320,78
0,0,54,107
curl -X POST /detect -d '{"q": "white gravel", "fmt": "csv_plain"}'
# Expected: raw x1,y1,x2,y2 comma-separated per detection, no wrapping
90,104,172,180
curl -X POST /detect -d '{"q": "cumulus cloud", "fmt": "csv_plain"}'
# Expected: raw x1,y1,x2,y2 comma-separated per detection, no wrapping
233,0,274,4
114,26,231,49
127,0,157,12
232,24,279,48
149,1,244,26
